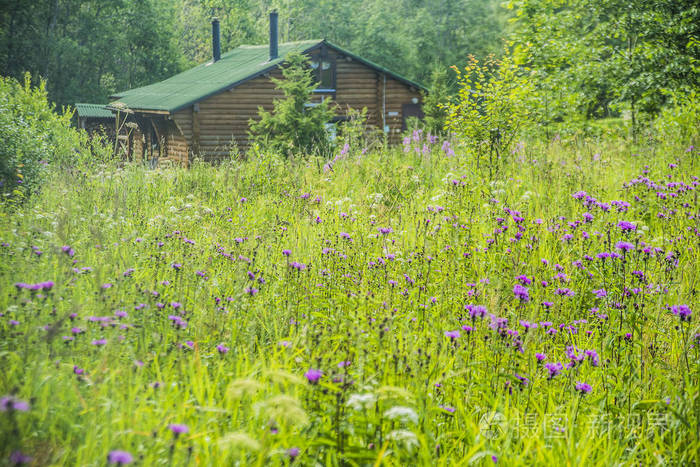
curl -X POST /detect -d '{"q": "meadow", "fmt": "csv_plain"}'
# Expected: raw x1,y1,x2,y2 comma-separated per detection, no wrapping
1,132,698,465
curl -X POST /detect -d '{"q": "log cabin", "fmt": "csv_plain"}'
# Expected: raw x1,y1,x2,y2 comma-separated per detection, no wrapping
108,12,425,165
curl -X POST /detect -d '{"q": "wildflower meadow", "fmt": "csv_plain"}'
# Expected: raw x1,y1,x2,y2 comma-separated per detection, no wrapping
1,131,698,465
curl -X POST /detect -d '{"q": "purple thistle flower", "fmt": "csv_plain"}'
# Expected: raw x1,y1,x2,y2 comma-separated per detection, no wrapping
544,362,563,379
535,353,546,363
615,241,634,252
9,451,33,464
585,349,600,367
73,366,84,375
555,288,575,297
513,284,530,302
0,396,30,412
565,346,585,366
91,338,107,346
592,289,607,298
515,373,529,387
304,369,323,384
216,344,229,355
444,330,460,340
575,381,592,394
670,304,692,322
516,275,532,285
617,221,637,231
108,450,133,465
168,423,189,436
287,447,300,459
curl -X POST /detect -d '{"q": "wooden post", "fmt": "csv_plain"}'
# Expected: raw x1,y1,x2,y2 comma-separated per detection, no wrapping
114,111,120,156
376,72,383,131
151,119,162,159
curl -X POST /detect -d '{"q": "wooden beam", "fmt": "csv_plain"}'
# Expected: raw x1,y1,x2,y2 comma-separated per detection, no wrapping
192,104,200,156
130,109,170,115
150,119,162,159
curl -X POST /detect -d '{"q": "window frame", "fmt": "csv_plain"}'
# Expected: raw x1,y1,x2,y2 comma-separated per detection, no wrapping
309,51,336,96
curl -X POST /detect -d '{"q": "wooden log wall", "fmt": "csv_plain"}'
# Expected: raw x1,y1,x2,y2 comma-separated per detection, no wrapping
194,68,286,161
164,120,189,165
384,78,422,145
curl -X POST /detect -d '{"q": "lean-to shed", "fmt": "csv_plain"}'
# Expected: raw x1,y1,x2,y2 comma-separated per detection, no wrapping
108,13,425,165
73,103,115,139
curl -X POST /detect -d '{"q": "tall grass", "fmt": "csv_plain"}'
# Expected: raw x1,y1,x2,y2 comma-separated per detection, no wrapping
0,133,698,465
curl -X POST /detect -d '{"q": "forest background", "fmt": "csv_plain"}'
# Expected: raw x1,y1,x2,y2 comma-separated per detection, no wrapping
2,0,697,127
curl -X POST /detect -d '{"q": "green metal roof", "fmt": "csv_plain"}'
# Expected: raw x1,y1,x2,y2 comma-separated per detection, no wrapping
110,40,426,113
74,103,114,119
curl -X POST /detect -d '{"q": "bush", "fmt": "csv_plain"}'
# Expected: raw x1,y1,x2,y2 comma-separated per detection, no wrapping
655,90,700,146
0,73,86,200
249,53,335,158
444,54,533,175
420,67,450,135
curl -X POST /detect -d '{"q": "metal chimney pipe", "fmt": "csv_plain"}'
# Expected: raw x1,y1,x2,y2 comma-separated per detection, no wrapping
212,18,221,62
269,11,278,61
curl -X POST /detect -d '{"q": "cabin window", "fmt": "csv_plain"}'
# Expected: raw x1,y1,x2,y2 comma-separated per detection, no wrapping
310,58,335,92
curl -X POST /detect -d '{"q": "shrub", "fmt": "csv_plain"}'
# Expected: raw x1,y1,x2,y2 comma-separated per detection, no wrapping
444,54,533,175
0,73,86,200
249,53,335,158
420,67,450,135
655,90,700,146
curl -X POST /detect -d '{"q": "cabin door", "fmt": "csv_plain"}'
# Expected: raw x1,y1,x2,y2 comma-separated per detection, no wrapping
402,103,424,130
